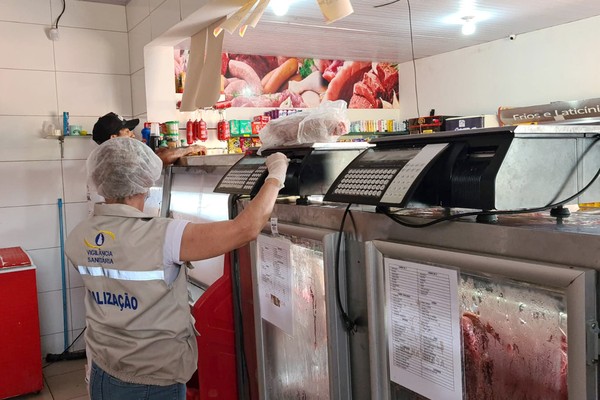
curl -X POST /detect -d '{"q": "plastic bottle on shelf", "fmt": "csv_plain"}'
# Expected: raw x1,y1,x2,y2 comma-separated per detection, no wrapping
63,112,70,136
149,123,160,151
141,123,151,145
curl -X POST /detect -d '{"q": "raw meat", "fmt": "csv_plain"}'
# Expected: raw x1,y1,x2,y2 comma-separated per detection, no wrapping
323,61,372,103
227,54,279,79
229,90,307,108
461,311,568,400
349,64,399,109
320,59,344,82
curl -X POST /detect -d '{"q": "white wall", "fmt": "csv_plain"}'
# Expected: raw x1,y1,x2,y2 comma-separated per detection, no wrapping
0,0,132,356
397,15,600,121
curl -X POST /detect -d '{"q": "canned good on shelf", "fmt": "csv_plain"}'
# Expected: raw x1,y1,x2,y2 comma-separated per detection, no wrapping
165,121,179,135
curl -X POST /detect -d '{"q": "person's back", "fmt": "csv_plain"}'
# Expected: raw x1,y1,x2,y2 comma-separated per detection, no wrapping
66,204,197,386
65,137,288,399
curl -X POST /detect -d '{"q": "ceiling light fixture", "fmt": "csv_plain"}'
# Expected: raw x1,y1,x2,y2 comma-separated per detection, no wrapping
461,16,476,35
443,1,490,36
270,0,290,16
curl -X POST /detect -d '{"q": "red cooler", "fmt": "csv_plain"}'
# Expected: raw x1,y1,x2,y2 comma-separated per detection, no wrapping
0,247,43,399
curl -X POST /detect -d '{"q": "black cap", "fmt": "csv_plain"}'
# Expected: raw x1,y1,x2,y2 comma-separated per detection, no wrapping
92,112,140,144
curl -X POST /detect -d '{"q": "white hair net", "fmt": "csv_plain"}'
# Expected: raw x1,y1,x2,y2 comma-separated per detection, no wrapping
87,137,163,199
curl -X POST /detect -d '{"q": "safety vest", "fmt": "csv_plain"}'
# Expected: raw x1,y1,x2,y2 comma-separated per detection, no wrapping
65,203,198,385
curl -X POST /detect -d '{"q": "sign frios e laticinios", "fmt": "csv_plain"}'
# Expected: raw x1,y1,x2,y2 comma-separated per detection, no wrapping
498,97,600,125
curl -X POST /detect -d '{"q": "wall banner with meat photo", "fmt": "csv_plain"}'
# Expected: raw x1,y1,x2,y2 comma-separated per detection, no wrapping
216,54,399,109
175,49,189,94
220,54,399,109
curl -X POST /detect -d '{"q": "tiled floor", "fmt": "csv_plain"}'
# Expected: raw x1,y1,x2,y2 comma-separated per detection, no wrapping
13,358,89,400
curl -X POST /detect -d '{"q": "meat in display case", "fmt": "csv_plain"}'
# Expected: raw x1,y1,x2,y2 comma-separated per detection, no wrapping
366,240,597,400
460,274,567,399
250,225,351,399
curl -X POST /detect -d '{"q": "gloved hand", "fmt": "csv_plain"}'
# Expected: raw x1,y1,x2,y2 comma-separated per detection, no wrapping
265,152,289,189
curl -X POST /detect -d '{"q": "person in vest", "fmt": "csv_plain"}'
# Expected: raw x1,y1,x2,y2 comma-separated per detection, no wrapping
65,137,288,400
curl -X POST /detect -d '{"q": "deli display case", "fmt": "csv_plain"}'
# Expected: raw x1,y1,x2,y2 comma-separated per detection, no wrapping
174,126,600,398
248,226,351,399
367,239,594,400
233,200,600,400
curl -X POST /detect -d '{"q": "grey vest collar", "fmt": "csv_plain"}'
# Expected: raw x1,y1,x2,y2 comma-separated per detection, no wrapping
94,203,153,219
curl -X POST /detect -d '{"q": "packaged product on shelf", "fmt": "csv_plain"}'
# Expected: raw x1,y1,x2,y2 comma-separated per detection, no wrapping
165,121,179,135
167,133,179,148
227,136,261,153
239,120,252,135
229,120,240,136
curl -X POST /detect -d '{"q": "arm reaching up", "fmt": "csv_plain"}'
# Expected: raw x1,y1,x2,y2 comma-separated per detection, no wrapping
179,152,289,261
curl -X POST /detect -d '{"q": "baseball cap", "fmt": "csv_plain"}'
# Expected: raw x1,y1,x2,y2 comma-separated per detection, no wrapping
92,112,140,144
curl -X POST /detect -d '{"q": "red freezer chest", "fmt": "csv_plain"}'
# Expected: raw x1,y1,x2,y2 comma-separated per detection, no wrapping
0,247,43,399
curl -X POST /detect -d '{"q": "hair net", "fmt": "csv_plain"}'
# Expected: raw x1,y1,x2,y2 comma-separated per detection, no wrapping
87,137,163,199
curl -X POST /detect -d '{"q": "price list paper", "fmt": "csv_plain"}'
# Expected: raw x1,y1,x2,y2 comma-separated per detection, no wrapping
384,258,463,400
257,234,293,335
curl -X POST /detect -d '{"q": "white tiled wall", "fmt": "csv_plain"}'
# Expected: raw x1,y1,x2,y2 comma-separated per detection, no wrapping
150,0,181,39
0,0,196,359
0,22,55,70
50,0,127,32
131,68,148,118
0,70,58,115
56,72,133,117
0,0,51,24
0,0,135,357
126,0,151,31
128,17,152,74
0,116,61,161
54,27,130,74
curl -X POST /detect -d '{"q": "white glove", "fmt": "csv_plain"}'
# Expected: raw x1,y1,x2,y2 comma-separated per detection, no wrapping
265,152,289,189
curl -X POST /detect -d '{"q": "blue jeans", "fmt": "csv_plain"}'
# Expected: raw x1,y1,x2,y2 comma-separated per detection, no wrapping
90,362,186,400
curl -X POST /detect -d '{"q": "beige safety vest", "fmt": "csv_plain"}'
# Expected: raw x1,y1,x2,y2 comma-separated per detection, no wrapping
65,203,198,385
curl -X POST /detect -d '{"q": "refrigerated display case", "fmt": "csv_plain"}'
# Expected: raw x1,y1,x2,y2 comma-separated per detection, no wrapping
248,225,351,399
182,127,600,398
233,200,599,399
367,240,595,400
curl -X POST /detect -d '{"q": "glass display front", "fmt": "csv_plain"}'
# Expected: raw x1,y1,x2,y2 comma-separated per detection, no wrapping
459,273,568,400
259,235,331,398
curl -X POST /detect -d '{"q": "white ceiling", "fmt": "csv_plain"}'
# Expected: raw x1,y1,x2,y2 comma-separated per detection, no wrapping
83,0,600,63
222,0,600,63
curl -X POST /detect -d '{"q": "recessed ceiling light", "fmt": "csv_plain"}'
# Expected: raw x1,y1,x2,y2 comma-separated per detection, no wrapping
461,16,476,35
271,0,290,16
